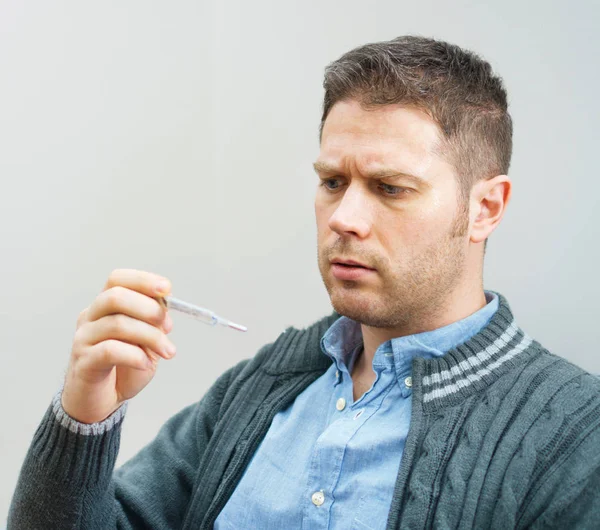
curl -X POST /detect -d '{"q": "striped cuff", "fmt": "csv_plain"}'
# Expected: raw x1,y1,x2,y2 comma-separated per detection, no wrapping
52,388,128,436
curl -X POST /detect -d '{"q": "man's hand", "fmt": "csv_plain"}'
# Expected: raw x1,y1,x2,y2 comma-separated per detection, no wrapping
61,269,176,424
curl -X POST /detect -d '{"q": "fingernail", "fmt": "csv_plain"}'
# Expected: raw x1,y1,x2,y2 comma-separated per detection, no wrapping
165,342,176,356
155,280,170,295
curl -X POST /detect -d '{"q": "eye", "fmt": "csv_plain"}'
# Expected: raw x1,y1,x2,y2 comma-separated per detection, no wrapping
319,178,342,191
318,178,410,198
378,183,409,196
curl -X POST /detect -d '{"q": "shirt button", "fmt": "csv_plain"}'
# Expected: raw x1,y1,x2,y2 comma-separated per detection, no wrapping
404,376,413,388
336,397,346,411
311,490,325,506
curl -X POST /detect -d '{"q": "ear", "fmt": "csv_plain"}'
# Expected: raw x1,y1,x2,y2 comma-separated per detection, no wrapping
469,175,512,244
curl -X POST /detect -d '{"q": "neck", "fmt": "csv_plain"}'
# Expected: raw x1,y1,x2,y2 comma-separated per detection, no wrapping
358,284,488,376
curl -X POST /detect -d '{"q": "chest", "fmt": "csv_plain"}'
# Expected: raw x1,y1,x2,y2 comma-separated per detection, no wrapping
214,363,411,530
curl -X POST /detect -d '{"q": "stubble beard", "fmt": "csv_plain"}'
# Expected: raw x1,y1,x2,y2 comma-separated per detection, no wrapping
318,200,470,329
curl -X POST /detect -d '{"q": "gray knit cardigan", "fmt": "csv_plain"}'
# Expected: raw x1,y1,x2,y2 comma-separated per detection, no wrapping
8,291,600,529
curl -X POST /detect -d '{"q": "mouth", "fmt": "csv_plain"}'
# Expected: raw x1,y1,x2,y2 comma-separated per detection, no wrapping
330,259,375,270
329,258,376,281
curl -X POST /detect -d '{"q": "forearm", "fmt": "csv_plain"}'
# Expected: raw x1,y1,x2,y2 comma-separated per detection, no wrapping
8,390,127,529
9,357,254,529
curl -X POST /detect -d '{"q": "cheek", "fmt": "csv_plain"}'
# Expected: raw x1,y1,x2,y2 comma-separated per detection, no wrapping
379,216,425,255
413,189,457,234
379,203,453,254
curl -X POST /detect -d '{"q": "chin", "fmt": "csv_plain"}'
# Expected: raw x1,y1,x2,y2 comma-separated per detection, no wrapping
328,285,410,329
329,288,376,322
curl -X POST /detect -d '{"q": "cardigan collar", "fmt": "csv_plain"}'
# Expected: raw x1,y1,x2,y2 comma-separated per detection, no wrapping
263,291,539,409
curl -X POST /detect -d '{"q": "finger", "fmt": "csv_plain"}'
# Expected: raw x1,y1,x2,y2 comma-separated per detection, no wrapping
83,314,176,359
87,285,168,330
163,311,173,333
142,345,163,369
103,269,172,299
76,307,89,329
82,340,153,372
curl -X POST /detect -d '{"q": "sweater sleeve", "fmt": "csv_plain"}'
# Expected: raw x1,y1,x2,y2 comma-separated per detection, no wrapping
7,361,247,529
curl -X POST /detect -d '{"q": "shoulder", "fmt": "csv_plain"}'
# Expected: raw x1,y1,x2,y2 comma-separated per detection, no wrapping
542,349,600,446
532,345,600,400
482,340,600,473
517,344,600,473
482,337,600,424
516,343,600,428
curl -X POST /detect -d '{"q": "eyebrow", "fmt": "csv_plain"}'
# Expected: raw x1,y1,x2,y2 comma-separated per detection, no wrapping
312,161,431,189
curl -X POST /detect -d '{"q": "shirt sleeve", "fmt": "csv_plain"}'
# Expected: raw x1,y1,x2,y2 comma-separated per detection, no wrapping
7,361,247,529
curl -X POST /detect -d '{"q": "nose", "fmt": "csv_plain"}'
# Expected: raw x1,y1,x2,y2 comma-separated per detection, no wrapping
328,185,371,238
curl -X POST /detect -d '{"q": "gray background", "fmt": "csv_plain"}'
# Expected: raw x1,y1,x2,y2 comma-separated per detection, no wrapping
1,0,598,524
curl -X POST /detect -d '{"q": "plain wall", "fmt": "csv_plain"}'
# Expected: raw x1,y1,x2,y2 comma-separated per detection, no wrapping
1,0,598,523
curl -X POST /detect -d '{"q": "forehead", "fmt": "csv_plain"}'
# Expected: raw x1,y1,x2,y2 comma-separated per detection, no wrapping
318,100,446,176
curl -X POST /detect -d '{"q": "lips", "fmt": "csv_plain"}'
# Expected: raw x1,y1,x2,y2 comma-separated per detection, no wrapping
331,259,374,270
330,262,375,280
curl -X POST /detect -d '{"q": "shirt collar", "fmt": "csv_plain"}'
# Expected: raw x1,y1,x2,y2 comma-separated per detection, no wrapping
320,291,499,384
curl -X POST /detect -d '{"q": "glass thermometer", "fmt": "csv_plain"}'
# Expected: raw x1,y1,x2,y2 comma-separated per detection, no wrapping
159,295,247,332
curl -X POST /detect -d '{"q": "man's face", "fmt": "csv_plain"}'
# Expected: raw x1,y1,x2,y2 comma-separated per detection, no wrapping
315,100,471,328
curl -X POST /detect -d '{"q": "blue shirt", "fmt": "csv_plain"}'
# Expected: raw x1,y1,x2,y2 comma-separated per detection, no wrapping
215,291,499,530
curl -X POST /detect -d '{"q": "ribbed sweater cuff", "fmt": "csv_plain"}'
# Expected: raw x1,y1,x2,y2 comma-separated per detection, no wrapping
51,388,128,435
28,390,128,488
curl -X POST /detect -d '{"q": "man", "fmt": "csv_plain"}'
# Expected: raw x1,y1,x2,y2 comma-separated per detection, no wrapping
9,36,600,529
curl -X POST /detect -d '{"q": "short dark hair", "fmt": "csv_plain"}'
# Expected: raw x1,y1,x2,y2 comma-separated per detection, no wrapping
320,35,513,206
